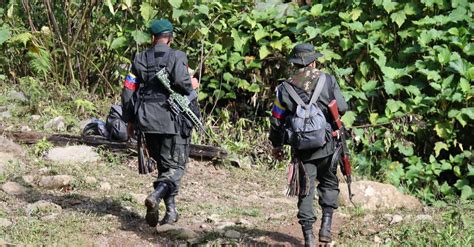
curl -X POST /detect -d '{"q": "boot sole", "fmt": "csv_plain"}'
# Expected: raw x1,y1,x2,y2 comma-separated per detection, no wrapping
319,235,332,243
145,198,159,227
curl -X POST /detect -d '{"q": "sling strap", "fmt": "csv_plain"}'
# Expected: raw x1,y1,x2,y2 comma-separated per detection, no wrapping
283,73,327,108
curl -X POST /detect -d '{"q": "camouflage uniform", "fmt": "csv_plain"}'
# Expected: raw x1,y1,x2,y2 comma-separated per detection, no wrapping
269,43,348,245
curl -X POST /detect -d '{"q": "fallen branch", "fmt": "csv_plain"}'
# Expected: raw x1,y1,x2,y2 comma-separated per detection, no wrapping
1,128,227,160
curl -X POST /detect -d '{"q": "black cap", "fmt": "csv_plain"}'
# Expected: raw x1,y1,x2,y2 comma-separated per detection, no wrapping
288,43,322,66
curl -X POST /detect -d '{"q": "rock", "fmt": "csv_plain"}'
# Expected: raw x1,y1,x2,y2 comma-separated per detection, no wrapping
415,214,433,222
199,224,211,231
228,154,253,169
27,200,62,216
363,214,375,223
38,167,50,174
374,235,383,244
0,218,12,227
8,90,27,102
224,229,241,239
216,221,235,230
390,214,403,225
41,213,60,221
44,116,66,131
0,136,25,157
1,181,28,195
156,224,198,240
21,175,36,187
31,115,41,121
383,214,392,221
84,177,97,185
20,125,32,132
236,218,252,226
46,145,99,163
206,214,220,223
339,181,422,211
130,193,147,204
100,182,111,191
0,110,11,119
38,175,72,189
268,212,286,220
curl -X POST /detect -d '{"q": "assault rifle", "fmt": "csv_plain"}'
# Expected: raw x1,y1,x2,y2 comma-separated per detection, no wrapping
328,99,354,203
136,128,155,175
155,68,205,133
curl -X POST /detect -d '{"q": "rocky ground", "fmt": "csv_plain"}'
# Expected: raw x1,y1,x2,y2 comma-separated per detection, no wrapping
1,131,464,247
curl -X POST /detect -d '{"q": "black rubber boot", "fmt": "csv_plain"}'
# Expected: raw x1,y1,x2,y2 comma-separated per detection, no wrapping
144,182,170,227
319,212,333,243
159,196,179,225
302,226,315,247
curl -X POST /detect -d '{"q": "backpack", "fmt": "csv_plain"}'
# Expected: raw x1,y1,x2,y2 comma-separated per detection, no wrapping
82,118,109,137
283,73,328,150
105,105,128,141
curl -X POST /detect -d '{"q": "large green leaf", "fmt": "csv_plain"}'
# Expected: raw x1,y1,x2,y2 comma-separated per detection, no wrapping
140,2,156,23
322,26,340,38
460,185,473,202
0,28,10,45
434,142,449,157
383,0,398,13
196,5,209,15
362,80,377,92
110,36,127,50
131,30,149,45
168,0,182,8
390,10,406,27
310,4,323,16
259,45,271,59
384,80,402,95
305,26,319,40
254,28,269,42
341,111,356,128
106,0,115,15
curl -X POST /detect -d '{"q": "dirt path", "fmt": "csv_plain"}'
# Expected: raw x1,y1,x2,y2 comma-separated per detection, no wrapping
1,144,348,246
91,159,344,246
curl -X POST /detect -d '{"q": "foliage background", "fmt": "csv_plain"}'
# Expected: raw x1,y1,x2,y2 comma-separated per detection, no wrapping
0,0,472,203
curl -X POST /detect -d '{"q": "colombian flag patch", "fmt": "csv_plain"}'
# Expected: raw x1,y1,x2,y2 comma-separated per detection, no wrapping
271,92,287,119
123,73,138,91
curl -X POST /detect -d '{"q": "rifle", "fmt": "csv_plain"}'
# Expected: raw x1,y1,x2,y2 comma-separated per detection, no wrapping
328,99,354,203
155,68,206,134
136,128,155,174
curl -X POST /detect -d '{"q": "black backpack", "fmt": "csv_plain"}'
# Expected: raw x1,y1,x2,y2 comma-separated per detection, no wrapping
105,105,128,142
283,73,328,150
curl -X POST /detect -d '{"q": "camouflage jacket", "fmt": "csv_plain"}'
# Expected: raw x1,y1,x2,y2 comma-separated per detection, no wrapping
269,67,349,161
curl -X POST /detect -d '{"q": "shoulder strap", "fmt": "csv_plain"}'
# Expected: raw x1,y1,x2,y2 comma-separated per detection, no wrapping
146,47,175,74
309,73,326,105
282,82,306,106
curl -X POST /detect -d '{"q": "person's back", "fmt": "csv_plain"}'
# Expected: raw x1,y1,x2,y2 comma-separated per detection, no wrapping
269,43,348,246
121,18,194,228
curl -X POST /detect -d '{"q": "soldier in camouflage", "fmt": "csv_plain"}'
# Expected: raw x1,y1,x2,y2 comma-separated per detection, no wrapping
269,43,348,246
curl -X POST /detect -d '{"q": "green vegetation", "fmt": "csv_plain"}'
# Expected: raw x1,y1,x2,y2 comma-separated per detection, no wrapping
0,0,472,204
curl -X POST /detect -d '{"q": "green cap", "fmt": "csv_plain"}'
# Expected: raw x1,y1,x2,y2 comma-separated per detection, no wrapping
148,19,173,35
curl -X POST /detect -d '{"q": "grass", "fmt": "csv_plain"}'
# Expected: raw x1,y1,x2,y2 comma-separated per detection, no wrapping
2,82,474,246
